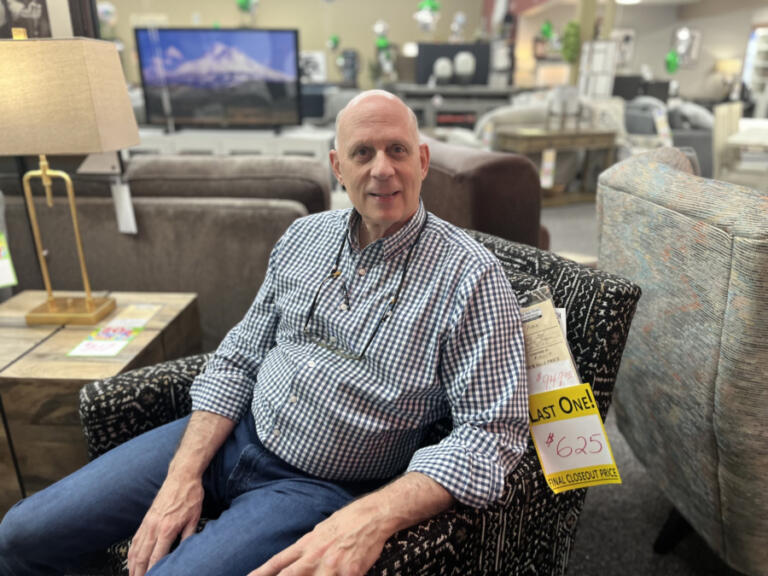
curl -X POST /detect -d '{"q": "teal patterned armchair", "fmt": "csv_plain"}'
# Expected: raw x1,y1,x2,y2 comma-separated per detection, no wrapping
597,147,768,576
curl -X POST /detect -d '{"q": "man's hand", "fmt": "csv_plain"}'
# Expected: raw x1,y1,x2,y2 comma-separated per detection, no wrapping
249,498,388,576
249,472,454,576
127,474,204,576
127,411,236,576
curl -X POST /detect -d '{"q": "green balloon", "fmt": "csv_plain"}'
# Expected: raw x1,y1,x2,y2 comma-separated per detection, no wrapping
541,20,553,40
236,0,251,11
418,0,440,11
665,50,679,73
376,36,390,49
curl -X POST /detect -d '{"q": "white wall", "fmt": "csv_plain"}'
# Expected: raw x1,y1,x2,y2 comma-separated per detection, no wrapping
673,0,766,98
614,4,678,80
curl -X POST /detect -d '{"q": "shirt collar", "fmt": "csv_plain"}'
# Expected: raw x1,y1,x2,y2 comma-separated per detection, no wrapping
347,200,426,260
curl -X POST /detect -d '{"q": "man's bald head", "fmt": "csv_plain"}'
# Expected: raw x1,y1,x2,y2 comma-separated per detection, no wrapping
334,90,419,150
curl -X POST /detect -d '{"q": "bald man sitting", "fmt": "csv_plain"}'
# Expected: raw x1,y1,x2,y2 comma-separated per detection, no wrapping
0,91,528,576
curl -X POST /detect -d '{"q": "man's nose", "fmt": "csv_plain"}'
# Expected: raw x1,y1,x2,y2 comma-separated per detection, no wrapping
370,151,395,179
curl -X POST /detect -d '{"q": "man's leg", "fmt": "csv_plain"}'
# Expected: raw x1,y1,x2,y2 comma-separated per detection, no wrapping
147,438,389,576
0,417,189,575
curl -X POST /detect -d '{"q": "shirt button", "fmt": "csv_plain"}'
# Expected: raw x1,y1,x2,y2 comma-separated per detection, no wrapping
289,394,298,404
272,428,280,438
358,267,366,276
329,336,337,343
307,360,316,368
339,303,348,311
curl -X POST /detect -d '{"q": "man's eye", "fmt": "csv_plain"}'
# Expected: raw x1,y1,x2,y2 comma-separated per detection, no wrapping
391,145,407,155
353,148,371,159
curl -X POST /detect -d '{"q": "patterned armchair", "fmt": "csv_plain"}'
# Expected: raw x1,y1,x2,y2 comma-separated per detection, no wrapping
79,231,641,576
597,148,768,576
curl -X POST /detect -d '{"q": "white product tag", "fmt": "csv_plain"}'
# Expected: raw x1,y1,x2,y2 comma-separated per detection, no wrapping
521,298,580,395
0,233,18,288
111,181,138,235
540,148,557,189
653,108,673,147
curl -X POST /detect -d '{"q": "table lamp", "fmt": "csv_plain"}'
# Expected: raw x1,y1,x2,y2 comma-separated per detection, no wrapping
0,34,140,325
715,58,743,100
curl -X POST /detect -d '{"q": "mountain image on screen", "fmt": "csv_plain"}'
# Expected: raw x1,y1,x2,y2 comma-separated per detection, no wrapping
136,28,301,128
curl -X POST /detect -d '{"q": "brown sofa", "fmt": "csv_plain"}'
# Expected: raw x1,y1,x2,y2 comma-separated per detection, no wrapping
422,136,547,249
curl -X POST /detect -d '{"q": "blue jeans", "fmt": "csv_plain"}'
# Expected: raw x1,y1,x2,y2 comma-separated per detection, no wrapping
0,414,389,576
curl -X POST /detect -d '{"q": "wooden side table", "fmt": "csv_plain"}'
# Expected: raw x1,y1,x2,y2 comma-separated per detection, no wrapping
493,126,616,204
0,290,201,516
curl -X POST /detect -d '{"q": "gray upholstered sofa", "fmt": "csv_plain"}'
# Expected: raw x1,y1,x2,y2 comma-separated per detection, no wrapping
597,147,768,576
4,155,330,351
78,231,641,576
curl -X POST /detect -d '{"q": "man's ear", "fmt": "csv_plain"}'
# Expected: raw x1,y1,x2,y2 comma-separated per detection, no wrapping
419,142,430,180
329,149,343,186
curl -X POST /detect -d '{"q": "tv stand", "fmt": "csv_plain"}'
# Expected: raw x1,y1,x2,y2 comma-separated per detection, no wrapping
388,83,532,128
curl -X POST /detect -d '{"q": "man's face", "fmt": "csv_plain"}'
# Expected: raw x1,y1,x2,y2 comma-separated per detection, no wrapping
330,94,429,241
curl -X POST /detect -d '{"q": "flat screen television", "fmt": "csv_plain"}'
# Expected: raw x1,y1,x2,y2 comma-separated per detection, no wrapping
134,28,301,128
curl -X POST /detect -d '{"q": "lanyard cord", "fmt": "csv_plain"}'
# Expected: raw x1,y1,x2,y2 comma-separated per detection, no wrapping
303,213,429,358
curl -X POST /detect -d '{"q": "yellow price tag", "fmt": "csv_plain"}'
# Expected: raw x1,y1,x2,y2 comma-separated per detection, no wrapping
529,383,621,493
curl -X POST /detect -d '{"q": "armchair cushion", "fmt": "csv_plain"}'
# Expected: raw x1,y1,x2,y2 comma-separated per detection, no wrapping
79,231,641,576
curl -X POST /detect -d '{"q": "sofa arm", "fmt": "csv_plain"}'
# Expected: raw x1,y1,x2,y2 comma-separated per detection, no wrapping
79,353,211,460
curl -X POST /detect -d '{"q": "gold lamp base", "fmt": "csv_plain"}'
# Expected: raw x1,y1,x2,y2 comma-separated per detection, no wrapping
25,296,116,326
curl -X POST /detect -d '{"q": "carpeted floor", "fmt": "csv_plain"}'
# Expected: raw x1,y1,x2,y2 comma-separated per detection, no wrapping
568,412,743,576
543,202,743,576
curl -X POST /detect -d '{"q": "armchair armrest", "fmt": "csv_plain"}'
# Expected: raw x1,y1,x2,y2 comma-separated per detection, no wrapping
79,353,211,460
370,445,584,575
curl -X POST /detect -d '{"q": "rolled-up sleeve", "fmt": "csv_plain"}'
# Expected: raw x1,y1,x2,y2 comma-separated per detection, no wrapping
406,261,528,508
189,232,287,421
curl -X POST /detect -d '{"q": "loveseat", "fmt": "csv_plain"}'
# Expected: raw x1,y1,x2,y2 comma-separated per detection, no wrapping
78,230,641,576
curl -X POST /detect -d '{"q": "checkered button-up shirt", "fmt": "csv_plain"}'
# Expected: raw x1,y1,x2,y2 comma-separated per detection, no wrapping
190,201,528,507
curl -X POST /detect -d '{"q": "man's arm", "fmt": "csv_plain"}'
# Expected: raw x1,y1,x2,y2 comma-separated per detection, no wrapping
250,471,454,576
127,410,235,576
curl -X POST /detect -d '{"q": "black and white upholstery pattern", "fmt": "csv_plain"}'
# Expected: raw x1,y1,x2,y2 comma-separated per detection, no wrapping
78,232,641,576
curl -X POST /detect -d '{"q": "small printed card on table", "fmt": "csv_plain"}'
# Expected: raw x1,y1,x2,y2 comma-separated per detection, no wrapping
68,304,161,357
0,233,18,289
520,290,621,493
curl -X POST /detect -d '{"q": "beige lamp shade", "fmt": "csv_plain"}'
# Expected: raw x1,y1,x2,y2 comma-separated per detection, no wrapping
0,37,139,156
715,58,742,77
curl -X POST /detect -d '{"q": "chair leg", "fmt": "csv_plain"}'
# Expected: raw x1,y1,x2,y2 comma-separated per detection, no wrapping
653,507,693,554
